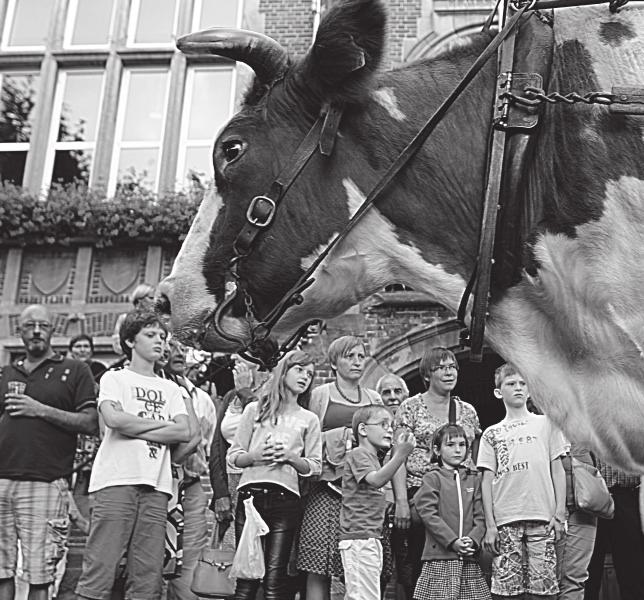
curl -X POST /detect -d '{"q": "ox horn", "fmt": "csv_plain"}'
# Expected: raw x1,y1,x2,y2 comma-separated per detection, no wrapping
177,28,288,84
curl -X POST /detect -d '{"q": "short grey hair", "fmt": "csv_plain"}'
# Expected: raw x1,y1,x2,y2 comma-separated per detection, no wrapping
375,373,409,396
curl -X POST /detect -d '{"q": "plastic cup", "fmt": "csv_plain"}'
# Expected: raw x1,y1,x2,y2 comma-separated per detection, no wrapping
7,381,26,395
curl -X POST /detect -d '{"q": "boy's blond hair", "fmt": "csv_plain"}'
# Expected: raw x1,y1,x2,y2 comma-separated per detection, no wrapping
351,405,391,443
494,362,523,389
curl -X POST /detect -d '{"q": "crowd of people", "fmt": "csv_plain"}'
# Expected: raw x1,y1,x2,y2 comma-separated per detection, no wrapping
0,302,643,600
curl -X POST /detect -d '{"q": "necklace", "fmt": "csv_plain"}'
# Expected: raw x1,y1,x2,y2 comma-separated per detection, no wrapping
335,381,362,404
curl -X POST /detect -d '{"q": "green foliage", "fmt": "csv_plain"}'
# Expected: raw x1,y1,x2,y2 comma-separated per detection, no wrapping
0,182,203,248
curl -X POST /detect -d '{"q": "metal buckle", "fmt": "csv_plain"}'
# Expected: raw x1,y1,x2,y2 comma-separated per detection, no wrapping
246,195,276,228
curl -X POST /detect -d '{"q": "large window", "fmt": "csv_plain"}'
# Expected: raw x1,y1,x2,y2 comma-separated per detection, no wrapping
1,0,54,49
0,72,39,185
110,68,170,194
177,66,235,189
0,0,240,194
44,71,104,187
63,0,115,48
128,0,178,47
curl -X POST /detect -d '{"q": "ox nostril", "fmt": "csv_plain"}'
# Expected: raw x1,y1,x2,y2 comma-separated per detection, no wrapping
156,293,171,316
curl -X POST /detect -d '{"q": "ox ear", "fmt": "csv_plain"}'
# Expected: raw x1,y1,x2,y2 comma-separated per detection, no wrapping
298,0,386,105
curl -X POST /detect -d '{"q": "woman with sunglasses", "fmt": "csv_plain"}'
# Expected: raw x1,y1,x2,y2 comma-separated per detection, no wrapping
392,347,481,600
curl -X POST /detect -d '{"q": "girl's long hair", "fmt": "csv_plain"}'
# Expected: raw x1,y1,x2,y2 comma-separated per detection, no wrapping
256,350,315,425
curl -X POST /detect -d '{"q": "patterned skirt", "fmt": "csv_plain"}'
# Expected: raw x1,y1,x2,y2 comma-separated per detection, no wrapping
296,482,395,581
296,482,344,578
413,560,491,600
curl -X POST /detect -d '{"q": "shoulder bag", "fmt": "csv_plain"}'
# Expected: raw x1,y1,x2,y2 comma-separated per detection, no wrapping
449,397,481,463
191,521,236,598
569,456,615,519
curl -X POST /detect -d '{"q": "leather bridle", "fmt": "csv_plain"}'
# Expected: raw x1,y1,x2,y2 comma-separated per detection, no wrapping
204,3,534,369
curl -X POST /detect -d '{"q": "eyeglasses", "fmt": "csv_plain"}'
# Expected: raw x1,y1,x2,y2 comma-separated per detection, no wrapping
21,321,52,331
431,363,458,373
364,420,394,430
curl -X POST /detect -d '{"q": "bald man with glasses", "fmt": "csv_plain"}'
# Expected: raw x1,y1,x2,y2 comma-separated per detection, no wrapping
0,304,97,600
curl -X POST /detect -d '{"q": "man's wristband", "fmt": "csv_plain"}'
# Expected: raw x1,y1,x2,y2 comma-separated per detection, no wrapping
553,515,565,524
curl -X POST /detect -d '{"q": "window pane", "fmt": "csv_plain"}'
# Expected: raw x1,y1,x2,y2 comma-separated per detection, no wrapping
198,0,239,29
6,0,53,47
117,148,159,191
69,0,113,46
57,72,103,142
0,150,26,184
133,0,176,44
0,74,40,143
122,71,167,142
51,149,92,185
187,69,232,140
183,146,213,187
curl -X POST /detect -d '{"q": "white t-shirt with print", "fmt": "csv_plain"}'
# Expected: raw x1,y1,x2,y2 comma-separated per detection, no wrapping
477,413,567,526
90,369,187,496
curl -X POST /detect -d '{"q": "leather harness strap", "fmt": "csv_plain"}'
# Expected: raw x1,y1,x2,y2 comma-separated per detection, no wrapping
214,5,531,367
468,19,522,362
233,113,327,258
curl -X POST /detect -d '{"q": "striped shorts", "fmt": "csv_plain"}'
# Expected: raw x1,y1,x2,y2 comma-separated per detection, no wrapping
0,478,70,585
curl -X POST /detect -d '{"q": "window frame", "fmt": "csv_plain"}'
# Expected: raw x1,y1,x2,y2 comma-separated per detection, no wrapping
126,0,180,49
0,70,41,186
0,0,52,51
175,64,236,191
191,0,243,31
107,66,172,196
62,0,116,50
41,68,106,190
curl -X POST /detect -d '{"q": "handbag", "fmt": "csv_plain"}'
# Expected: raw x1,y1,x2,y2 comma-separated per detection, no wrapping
191,522,236,598
569,456,615,519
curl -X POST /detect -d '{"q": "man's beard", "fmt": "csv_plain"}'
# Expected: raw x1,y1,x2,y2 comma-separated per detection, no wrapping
27,339,48,358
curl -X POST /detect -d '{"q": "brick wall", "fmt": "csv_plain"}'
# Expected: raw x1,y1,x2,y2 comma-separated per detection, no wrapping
259,0,315,58
298,294,455,386
384,0,423,66
258,0,423,65
363,303,453,348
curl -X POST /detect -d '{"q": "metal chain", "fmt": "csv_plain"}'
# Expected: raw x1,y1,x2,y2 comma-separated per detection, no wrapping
502,86,616,107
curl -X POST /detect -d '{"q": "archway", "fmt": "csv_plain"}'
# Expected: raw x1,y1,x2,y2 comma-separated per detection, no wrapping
366,319,506,430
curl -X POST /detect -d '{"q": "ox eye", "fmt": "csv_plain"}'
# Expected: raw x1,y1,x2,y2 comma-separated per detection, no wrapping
222,140,244,163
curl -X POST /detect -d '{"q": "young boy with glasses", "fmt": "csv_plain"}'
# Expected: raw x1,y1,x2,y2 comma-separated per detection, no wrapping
338,405,415,600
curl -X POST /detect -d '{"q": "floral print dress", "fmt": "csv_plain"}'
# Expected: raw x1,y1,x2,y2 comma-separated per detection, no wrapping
394,394,481,488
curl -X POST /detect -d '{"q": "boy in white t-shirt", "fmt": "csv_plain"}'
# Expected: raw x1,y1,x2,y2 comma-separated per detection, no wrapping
76,310,191,600
477,363,567,600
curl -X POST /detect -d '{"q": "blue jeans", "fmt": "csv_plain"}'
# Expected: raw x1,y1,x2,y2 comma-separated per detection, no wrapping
556,509,597,600
76,485,168,600
234,484,302,600
167,480,208,600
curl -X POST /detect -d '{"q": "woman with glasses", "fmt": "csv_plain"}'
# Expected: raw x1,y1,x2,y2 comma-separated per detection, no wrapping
392,347,481,600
